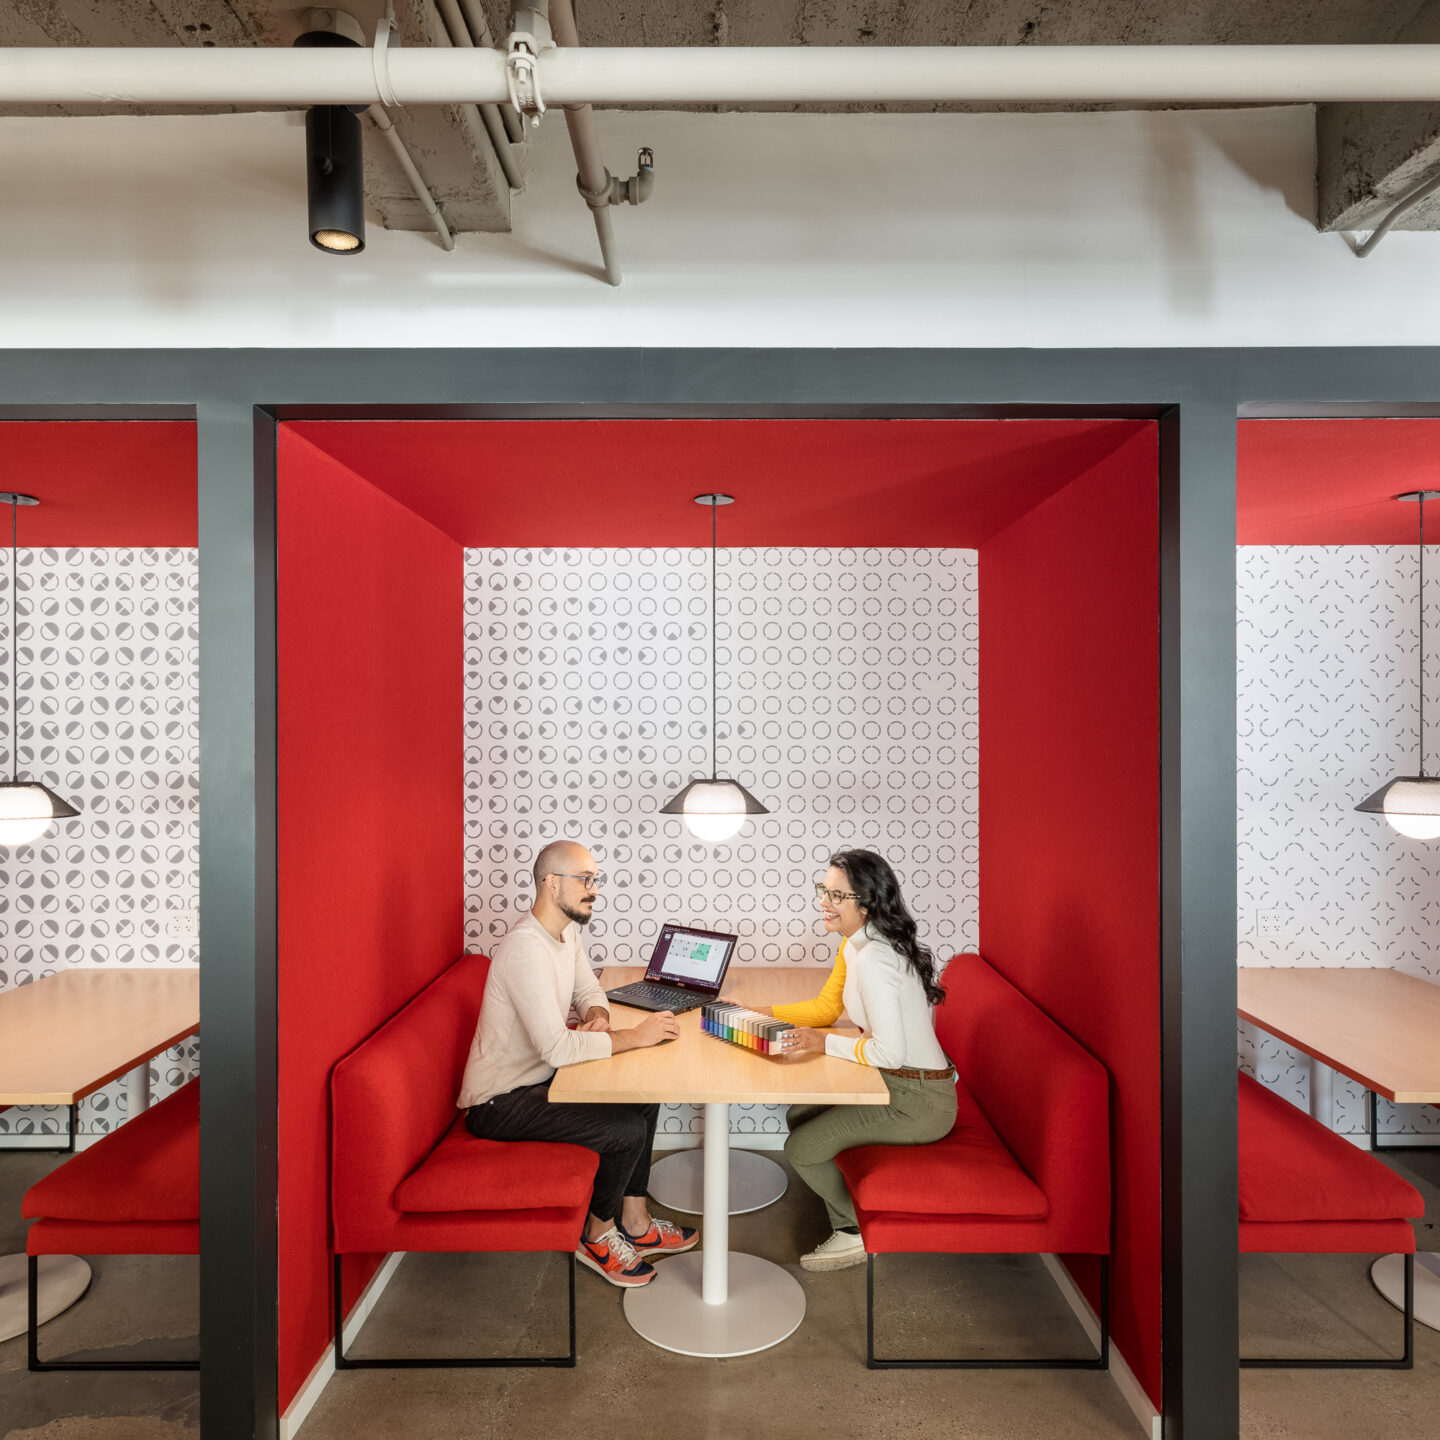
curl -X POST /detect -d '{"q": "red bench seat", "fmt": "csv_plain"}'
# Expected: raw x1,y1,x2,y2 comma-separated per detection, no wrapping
836,954,1110,1368
329,953,599,1367
1238,1071,1422,1367
22,1078,199,1372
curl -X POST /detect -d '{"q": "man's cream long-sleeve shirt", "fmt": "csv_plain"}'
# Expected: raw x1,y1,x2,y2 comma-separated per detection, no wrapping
457,915,612,1108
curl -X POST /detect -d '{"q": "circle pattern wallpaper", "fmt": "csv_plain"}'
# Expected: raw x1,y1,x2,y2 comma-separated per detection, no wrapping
463,547,979,1135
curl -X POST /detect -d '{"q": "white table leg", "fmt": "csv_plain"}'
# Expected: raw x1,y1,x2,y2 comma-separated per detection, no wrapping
0,1253,92,1345
623,1100,806,1356
1310,1058,1335,1129
126,1059,152,1116
1372,1252,1440,1333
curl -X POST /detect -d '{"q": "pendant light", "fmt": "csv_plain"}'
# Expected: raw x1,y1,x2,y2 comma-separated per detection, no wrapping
0,493,79,847
1355,488,1440,839
659,494,771,843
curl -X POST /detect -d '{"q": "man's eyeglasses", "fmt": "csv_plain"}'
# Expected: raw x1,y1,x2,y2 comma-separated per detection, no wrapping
814,883,860,905
553,872,604,891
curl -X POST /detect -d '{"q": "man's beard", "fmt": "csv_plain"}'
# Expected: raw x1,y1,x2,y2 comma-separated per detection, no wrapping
560,899,593,927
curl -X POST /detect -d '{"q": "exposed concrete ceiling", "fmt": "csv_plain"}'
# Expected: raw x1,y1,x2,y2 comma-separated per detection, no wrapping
1,1,1438,236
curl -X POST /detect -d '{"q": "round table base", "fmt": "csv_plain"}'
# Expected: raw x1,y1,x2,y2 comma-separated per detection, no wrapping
0,1253,92,1344
1371,1253,1440,1332
622,1252,805,1357
648,1148,787,1216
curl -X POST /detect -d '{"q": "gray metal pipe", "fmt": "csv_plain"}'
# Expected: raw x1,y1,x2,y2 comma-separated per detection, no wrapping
433,0,523,191
368,106,455,250
455,0,526,141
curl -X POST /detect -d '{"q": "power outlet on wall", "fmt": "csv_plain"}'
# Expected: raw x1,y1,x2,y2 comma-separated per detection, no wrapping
1255,909,1285,939
165,912,199,941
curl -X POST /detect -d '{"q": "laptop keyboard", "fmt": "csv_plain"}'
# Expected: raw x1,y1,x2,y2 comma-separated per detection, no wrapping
613,982,708,1011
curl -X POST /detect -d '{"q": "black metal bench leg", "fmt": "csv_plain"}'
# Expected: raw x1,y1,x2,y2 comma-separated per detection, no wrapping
866,1252,1110,1370
27,1254,199,1373
333,1252,578,1369
1369,1091,1440,1154
1240,1251,1414,1369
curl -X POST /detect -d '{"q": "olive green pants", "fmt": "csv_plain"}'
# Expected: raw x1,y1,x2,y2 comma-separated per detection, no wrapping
783,1072,959,1232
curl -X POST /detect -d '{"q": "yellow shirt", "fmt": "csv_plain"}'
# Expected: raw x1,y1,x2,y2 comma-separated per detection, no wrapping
770,939,847,1028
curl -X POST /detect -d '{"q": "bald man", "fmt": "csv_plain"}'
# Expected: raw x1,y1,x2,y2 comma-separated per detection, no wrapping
458,841,696,1288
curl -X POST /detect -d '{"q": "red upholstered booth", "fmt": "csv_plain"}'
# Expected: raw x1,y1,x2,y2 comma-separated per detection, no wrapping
329,953,599,1368
836,953,1111,1368
1237,1072,1423,1368
22,1079,200,1372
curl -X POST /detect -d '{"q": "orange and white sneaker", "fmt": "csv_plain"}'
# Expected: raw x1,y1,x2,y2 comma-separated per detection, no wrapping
576,1227,657,1287
620,1216,699,1260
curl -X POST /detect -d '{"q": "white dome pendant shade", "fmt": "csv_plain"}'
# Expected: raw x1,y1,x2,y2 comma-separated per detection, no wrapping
659,494,771,844
1356,489,1440,840
0,492,80,847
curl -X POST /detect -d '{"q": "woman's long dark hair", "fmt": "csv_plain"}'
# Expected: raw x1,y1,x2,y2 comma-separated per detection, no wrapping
830,849,945,1006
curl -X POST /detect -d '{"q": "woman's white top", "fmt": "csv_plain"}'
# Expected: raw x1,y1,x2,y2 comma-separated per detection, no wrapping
824,923,951,1071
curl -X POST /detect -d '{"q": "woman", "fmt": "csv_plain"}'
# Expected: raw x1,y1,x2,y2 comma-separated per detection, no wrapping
771,849,957,1272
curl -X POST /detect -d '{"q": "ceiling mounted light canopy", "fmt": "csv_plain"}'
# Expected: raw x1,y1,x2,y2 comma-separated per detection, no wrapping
0,493,79,847
659,494,771,843
295,24,367,254
1355,488,1440,839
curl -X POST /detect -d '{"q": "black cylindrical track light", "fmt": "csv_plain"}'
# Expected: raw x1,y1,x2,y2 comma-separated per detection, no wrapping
294,27,366,254
305,104,365,253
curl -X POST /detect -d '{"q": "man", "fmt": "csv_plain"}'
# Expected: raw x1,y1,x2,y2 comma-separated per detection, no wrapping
458,839,697,1287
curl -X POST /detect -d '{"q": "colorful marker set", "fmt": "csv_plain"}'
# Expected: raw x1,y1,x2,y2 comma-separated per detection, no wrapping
701,1001,797,1057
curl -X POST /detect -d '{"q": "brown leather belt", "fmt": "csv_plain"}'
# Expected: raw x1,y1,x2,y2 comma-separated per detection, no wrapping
879,1064,956,1081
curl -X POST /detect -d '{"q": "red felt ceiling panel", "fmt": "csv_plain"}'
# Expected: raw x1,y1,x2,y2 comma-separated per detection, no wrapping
0,422,196,546
1238,419,1440,545
288,419,1149,547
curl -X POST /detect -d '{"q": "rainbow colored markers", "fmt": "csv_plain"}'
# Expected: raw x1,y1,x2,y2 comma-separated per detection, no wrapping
701,1001,798,1057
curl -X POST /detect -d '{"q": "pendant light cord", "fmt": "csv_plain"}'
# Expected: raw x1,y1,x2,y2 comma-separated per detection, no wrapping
711,498,718,781
9,500,16,784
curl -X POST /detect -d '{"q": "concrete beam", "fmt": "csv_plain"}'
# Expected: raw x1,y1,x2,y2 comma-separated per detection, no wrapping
1317,7,1440,232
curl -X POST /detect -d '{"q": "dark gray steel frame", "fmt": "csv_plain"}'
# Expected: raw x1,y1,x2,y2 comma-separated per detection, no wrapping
1367,1090,1440,1153
0,1101,77,1154
7,348,1440,1440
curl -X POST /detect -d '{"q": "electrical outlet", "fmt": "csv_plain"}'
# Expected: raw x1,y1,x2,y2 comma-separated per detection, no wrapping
165,912,199,941
1256,909,1285,939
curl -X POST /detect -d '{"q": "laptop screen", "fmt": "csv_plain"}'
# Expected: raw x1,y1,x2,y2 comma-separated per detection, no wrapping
645,923,737,991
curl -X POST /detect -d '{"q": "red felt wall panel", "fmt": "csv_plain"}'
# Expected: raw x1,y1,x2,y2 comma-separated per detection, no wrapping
276,428,463,1411
978,424,1161,1407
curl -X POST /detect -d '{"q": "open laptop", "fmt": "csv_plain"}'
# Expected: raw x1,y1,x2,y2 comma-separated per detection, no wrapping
605,923,738,1015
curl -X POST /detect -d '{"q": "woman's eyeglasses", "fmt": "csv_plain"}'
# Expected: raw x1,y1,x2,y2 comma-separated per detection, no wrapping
814,883,860,905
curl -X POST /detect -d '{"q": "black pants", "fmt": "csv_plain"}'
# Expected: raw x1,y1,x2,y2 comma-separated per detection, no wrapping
466,1080,660,1226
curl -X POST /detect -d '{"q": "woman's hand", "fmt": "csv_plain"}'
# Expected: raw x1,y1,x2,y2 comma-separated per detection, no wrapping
779,1026,826,1060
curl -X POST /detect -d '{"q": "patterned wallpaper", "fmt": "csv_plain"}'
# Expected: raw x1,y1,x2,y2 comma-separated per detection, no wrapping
463,546,979,1137
1238,546,1440,1136
0,548,200,1140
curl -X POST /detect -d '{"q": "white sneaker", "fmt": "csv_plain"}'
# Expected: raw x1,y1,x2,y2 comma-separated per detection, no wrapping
800,1229,866,1272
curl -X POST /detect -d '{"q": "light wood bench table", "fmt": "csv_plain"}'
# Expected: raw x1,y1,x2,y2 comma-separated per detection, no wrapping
0,968,200,1344
551,964,887,1358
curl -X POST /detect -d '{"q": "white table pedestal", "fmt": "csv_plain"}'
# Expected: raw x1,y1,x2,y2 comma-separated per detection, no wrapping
1372,1252,1440,1332
648,1147,787,1216
624,1102,805,1357
0,1254,92,1344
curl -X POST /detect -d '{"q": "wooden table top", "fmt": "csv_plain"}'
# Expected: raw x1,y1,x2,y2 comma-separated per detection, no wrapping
550,965,890,1107
0,969,200,1107
1237,966,1440,1105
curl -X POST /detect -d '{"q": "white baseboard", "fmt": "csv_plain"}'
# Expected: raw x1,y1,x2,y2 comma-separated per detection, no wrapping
1338,1130,1440,1149
279,1251,402,1440
652,1133,787,1152
1042,1254,1162,1440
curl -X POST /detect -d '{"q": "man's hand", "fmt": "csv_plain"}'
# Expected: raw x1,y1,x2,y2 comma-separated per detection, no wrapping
609,1010,681,1053
577,1007,611,1033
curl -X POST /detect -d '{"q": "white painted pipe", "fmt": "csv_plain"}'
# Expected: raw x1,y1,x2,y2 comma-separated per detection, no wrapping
3,46,1440,107
455,0,526,141
550,0,622,287
702,1102,729,1306
368,107,455,250
433,0,524,191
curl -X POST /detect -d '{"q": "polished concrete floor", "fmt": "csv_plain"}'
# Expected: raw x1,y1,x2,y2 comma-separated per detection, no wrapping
1,1144,1437,1440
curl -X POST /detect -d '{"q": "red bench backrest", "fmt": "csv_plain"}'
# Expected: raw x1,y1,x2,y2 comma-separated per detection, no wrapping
331,953,490,1249
936,953,1110,1245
